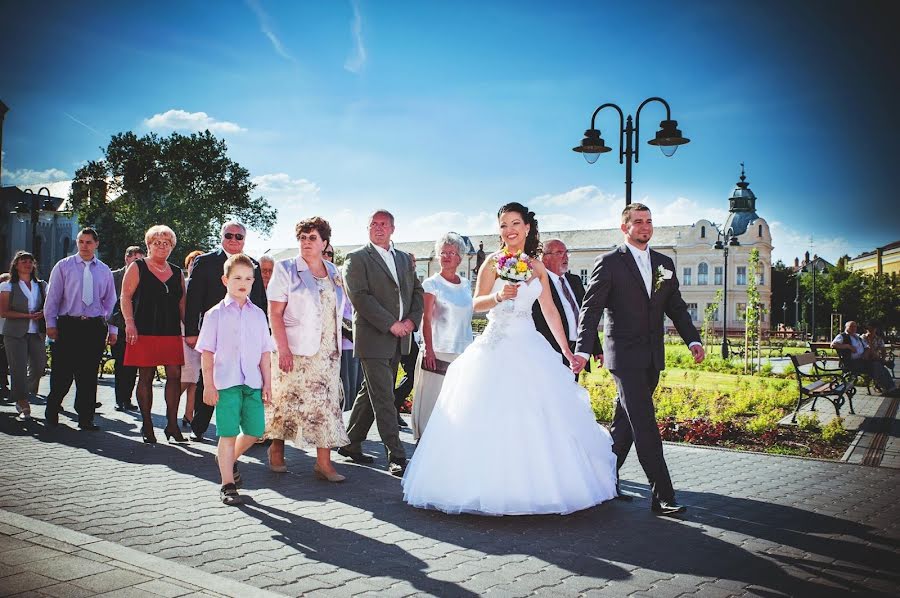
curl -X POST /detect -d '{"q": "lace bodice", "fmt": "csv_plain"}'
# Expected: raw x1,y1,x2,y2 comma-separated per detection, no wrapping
487,278,542,320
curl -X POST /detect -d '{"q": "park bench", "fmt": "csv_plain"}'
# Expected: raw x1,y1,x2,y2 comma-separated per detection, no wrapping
759,345,785,358
789,352,857,422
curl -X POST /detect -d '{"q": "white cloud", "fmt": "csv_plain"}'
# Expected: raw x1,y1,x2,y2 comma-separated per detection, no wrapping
401,211,495,244
1,166,69,186
245,0,296,62
344,0,367,74
242,172,323,257
143,110,246,134
653,197,729,227
532,185,617,208
768,221,853,265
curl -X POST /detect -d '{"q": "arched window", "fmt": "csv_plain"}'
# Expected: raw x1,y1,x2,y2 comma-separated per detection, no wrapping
758,224,763,237
697,262,708,285
701,226,706,239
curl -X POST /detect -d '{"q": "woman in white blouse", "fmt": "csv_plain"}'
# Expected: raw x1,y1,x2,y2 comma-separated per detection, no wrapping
265,217,351,482
411,233,474,440
0,251,48,421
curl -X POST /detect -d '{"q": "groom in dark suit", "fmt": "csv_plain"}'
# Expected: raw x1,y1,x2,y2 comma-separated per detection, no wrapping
571,203,704,516
532,238,599,372
184,221,267,440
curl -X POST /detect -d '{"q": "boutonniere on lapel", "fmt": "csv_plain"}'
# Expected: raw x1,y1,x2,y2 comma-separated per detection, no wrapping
332,271,344,289
653,265,673,292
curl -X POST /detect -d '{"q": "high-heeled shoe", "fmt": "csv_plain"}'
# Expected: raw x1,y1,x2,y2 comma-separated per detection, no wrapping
164,426,188,443
313,463,346,483
142,426,157,444
181,416,192,430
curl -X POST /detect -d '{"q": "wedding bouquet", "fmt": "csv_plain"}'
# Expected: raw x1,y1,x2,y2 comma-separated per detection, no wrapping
495,249,533,282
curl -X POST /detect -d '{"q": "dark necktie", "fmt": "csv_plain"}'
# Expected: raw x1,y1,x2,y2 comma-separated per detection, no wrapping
559,276,579,329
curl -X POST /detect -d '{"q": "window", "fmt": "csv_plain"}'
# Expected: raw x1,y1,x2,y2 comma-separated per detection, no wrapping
701,226,706,239
714,266,723,286
683,267,692,286
687,303,698,321
736,302,747,320
697,263,708,285
736,266,747,285
580,269,588,286
757,265,765,285
708,303,719,321
758,224,763,237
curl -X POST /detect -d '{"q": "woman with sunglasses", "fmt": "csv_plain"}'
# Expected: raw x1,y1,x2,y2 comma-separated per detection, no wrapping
0,251,48,421
120,225,187,443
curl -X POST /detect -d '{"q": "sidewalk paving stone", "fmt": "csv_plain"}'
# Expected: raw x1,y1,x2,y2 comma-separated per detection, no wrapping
1,378,899,596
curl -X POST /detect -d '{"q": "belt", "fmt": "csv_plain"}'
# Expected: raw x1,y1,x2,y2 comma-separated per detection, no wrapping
59,315,105,322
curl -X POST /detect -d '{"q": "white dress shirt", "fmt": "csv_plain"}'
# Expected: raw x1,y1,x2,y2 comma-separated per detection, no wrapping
625,241,652,297
547,271,578,342
372,242,404,320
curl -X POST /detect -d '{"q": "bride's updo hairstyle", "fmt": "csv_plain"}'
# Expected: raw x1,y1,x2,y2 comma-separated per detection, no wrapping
497,202,542,257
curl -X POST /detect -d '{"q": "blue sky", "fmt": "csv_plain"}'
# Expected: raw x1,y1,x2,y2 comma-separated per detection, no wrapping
2,0,898,263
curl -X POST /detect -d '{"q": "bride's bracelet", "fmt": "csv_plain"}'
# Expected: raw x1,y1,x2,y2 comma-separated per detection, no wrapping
494,291,503,303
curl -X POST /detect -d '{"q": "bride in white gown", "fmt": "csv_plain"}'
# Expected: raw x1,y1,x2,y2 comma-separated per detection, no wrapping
402,202,618,515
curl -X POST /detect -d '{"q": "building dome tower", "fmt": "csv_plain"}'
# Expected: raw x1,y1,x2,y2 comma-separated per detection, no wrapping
723,162,760,236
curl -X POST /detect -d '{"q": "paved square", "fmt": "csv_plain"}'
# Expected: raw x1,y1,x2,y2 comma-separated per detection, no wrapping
1,379,898,596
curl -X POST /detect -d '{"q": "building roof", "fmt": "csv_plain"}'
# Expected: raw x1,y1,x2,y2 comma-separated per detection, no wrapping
850,240,900,261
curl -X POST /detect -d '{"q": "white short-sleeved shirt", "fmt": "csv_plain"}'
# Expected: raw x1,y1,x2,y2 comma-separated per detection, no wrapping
0,280,41,334
832,332,867,360
422,274,474,354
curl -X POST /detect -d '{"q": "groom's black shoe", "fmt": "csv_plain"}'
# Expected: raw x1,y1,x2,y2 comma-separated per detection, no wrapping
651,499,687,516
613,482,633,501
337,447,375,464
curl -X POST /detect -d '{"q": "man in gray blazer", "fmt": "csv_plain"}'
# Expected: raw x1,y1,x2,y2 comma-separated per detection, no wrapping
340,210,424,476
572,203,704,516
109,245,143,411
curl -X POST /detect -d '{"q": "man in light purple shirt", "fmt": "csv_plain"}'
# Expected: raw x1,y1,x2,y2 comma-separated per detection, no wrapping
44,228,118,431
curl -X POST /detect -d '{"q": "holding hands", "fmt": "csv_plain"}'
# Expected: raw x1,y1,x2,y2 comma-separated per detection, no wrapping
390,319,415,337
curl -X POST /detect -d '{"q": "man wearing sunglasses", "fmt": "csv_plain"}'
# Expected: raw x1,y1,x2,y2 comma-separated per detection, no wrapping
184,221,267,440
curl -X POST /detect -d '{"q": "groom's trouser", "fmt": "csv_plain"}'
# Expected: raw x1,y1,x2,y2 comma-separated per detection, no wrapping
345,353,406,461
608,367,675,503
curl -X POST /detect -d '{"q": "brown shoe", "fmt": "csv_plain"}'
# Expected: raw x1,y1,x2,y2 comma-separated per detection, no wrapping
313,463,346,483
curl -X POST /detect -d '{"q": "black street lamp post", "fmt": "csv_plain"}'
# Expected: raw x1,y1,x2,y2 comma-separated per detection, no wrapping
782,302,788,330
14,187,54,263
714,226,740,359
573,97,690,206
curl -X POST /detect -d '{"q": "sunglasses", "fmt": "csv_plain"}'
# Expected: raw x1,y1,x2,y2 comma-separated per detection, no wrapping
223,233,245,241
323,251,335,257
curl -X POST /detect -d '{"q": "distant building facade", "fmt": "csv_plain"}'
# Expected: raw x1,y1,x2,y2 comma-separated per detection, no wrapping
0,180,80,275
846,240,900,275
330,170,774,332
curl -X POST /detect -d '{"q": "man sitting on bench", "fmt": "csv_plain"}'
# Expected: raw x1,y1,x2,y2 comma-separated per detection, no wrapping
831,321,898,397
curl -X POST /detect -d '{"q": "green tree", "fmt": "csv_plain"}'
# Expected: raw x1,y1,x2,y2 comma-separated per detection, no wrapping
70,130,276,266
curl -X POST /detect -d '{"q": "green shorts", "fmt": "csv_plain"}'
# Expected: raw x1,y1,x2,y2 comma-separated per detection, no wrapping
215,385,265,438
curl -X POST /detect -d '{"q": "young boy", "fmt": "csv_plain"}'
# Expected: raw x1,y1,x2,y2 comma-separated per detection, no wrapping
196,254,273,505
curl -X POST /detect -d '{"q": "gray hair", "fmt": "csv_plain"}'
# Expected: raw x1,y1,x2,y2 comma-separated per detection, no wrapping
220,220,247,237
258,254,275,265
368,209,395,226
435,232,466,258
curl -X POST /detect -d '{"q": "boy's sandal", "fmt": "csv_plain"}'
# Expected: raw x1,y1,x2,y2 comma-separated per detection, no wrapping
220,483,242,506
215,456,243,489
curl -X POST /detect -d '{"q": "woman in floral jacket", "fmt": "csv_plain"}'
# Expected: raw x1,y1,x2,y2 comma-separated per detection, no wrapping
265,217,350,482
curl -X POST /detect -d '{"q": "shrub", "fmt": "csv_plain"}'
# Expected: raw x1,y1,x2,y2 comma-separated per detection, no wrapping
821,417,849,443
745,410,782,435
759,363,774,377
796,412,821,432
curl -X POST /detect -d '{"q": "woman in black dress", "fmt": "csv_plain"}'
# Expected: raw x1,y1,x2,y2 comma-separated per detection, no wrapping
120,225,187,443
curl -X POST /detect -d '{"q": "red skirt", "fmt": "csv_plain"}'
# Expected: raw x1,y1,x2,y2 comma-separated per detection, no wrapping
124,335,186,367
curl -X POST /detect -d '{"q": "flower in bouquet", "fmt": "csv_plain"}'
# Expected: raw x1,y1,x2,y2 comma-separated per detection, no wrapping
495,249,533,282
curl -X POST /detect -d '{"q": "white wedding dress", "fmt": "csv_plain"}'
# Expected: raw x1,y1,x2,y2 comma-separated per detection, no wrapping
401,277,618,515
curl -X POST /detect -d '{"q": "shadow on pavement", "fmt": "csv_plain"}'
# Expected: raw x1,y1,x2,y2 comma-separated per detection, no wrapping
1,406,897,597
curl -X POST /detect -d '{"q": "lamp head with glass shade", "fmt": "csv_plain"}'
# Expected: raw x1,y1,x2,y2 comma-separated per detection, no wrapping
572,128,612,164
647,119,690,157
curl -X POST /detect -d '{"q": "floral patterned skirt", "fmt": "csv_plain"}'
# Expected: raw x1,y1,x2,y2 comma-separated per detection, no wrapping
266,350,350,448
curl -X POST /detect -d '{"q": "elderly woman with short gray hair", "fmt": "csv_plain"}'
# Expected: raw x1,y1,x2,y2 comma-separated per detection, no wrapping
410,232,474,441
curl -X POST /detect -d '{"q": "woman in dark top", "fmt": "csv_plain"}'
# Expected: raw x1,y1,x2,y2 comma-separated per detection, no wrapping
121,225,187,443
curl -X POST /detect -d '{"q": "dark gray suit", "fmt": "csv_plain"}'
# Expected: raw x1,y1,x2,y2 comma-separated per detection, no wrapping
575,244,700,503
344,243,424,461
